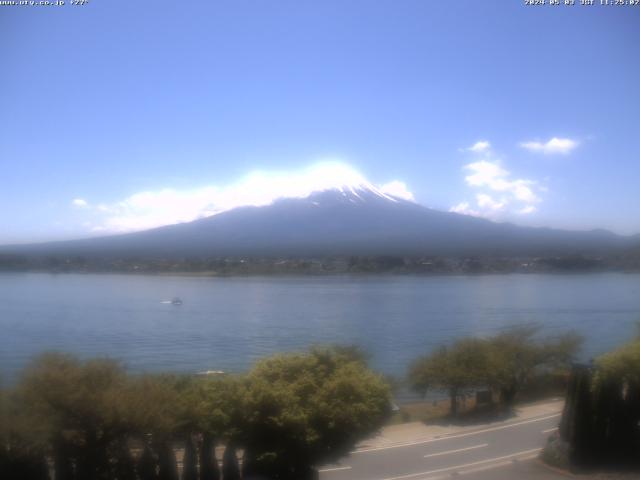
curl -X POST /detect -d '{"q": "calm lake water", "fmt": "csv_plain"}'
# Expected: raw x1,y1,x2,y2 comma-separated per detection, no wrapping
1,272,639,384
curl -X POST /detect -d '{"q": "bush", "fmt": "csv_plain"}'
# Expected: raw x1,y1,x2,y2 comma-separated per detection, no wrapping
1,346,391,480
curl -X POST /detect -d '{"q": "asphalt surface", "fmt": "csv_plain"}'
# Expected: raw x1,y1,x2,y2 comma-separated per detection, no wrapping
319,413,565,480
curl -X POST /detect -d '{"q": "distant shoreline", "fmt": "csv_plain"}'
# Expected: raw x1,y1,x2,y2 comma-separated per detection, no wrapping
2,252,640,276
2,267,640,278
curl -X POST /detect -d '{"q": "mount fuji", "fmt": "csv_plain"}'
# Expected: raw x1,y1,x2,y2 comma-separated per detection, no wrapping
3,183,636,259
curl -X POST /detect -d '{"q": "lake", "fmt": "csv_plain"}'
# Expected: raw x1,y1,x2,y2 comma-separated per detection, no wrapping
1,272,639,385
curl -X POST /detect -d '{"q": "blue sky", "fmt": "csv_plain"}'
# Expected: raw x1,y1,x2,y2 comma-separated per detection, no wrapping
1,0,639,243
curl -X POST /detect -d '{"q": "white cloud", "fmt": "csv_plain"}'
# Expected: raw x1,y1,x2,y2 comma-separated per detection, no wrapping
81,161,415,233
450,201,470,213
467,140,491,153
449,193,510,219
451,141,545,219
519,137,578,155
464,160,540,205
449,202,477,216
476,193,505,212
518,205,537,215
72,198,88,208
379,180,415,202
464,161,509,187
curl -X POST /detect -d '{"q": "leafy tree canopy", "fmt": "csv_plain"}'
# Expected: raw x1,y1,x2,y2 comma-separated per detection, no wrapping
17,353,132,440
409,327,583,411
241,346,391,477
594,338,640,387
486,327,582,405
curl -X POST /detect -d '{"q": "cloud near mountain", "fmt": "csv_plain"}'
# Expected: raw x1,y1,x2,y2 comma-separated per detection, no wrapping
77,161,415,234
451,141,544,219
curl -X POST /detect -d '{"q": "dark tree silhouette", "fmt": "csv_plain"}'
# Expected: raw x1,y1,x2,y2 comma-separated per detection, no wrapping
222,444,240,480
182,436,198,480
198,433,219,480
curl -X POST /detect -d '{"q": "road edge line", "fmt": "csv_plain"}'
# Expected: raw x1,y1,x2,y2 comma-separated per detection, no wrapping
352,413,560,454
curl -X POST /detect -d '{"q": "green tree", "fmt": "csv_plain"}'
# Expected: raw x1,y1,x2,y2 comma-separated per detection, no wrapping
0,386,50,480
408,338,492,416
127,374,184,480
325,344,370,366
551,339,640,468
167,376,201,480
16,353,135,480
2,346,396,480
240,346,391,479
592,338,640,464
594,337,640,387
196,376,246,480
486,327,582,408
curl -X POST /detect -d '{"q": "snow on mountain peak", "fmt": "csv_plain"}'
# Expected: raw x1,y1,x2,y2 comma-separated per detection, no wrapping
85,161,415,234
299,162,414,203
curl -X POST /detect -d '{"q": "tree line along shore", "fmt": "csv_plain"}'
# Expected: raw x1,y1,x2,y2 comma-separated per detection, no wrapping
1,328,639,480
1,253,640,275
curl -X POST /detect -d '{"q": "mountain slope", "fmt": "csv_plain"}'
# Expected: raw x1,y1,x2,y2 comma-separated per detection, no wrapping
2,186,636,258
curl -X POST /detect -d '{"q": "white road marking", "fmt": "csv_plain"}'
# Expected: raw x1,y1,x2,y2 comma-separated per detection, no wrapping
318,466,352,473
380,448,542,480
388,452,543,480
542,427,558,433
455,452,541,477
352,413,561,454
423,443,488,458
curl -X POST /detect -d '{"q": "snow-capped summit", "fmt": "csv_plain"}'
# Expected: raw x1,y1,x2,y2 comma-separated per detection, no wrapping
268,162,415,206
302,183,406,208
273,162,413,204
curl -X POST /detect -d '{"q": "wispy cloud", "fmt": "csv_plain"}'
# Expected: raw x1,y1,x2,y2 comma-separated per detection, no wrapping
518,205,536,214
476,193,506,212
451,141,543,219
519,137,578,155
449,201,476,216
466,140,491,153
378,180,415,202
72,198,88,208
464,160,539,204
76,161,415,234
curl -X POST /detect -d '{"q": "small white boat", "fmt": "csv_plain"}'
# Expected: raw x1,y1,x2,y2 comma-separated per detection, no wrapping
171,297,183,305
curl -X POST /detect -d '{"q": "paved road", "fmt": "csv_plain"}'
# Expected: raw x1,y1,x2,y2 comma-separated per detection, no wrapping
319,412,563,480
